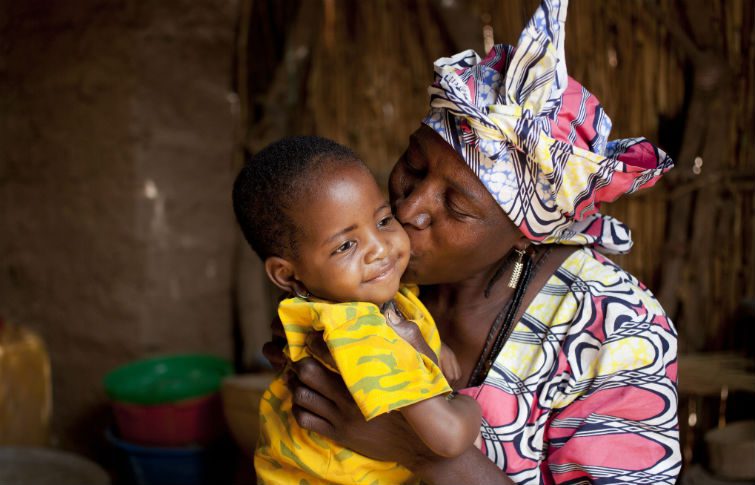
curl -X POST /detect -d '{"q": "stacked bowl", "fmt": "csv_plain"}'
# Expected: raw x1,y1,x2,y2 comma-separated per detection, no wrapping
103,354,233,485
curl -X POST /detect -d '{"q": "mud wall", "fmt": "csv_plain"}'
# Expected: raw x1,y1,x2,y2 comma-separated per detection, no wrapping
1,0,238,455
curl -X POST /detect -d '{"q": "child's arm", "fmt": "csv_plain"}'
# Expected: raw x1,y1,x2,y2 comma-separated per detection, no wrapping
400,391,482,458
383,303,480,457
383,303,438,365
386,305,462,384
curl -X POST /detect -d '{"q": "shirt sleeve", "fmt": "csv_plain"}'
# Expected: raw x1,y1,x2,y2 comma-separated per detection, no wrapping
319,301,451,420
279,297,451,421
544,311,681,484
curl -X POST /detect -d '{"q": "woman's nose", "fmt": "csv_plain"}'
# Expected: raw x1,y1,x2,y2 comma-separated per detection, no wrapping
395,184,432,230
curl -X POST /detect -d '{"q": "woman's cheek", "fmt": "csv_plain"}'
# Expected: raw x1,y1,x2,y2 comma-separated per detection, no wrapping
395,228,411,257
404,227,429,256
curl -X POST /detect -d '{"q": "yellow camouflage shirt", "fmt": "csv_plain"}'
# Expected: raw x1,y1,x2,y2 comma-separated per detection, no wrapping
255,285,451,485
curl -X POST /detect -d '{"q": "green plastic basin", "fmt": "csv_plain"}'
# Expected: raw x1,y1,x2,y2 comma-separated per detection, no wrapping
104,354,232,405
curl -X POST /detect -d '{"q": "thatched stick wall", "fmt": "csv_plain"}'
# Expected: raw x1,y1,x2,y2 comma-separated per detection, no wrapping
237,0,755,356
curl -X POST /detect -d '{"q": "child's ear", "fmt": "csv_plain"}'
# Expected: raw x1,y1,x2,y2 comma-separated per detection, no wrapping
264,256,298,293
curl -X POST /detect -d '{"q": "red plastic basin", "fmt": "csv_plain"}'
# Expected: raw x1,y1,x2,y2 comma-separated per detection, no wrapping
112,392,226,447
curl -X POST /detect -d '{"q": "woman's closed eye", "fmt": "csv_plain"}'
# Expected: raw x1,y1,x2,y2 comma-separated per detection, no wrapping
445,195,474,219
401,148,426,175
404,161,423,176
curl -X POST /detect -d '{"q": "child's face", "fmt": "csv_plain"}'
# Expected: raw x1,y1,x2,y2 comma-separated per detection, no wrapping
288,163,410,306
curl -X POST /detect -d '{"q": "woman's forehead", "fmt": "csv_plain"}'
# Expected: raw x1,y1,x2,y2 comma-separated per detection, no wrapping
409,124,447,152
410,125,468,167
407,125,490,204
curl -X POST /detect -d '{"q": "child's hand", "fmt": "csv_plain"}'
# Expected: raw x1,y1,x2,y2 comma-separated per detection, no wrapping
474,431,483,450
439,344,462,386
384,304,437,365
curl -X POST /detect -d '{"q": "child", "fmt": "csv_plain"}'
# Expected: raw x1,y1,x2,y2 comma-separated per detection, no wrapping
232,136,481,485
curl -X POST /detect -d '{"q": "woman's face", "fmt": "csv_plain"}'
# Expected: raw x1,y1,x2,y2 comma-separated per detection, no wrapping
389,124,522,285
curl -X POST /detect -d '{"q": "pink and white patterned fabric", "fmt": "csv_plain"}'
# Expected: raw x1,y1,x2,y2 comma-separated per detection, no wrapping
460,248,681,483
422,0,673,254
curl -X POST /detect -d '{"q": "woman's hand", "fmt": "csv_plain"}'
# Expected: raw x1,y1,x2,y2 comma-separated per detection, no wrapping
262,314,287,372
265,319,426,463
288,332,513,484
287,331,436,466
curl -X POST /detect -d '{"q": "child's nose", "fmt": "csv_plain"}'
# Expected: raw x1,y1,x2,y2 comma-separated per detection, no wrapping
364,234,388,263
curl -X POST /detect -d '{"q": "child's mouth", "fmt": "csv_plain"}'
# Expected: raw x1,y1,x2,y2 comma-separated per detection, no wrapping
364,260,397,283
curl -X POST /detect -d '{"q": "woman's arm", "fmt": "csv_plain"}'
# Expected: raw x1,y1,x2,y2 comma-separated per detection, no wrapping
288,334,514,484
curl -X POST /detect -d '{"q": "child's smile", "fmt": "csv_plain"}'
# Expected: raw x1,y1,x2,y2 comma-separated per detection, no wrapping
363,258,399,284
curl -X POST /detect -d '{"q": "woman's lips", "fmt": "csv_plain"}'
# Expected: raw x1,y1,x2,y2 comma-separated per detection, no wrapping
408,250,423,266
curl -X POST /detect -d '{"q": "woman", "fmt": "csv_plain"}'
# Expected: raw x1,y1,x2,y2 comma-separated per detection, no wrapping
268,1,681,483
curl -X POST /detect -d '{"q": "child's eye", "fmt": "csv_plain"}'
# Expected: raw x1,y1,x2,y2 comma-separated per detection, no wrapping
377,215,394,228
333,240,355,254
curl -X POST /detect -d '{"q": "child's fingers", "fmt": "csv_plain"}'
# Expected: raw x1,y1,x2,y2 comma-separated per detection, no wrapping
474,432,483,450
439,345,462,385
448,354,462,382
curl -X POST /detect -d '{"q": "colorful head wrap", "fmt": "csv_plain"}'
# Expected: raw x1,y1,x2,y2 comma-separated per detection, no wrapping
422,0,673,253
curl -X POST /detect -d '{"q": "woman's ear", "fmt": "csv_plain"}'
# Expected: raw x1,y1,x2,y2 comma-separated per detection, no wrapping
513,235,531,252
264,256,298,293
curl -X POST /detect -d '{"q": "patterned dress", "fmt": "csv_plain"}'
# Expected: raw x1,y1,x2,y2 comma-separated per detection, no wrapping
255,286,451,485
460,248,680,484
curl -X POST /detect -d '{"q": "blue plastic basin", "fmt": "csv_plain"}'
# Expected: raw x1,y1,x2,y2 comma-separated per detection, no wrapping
106,428,233,485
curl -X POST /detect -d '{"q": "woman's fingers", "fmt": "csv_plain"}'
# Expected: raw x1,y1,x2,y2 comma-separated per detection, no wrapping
288,356,356,435
288,372,338,422
291,357,352,406
262,340,287,372
270,314,285,339
305,331,336,368
262,314,288,371
291,404,337,440
286,358,435,466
